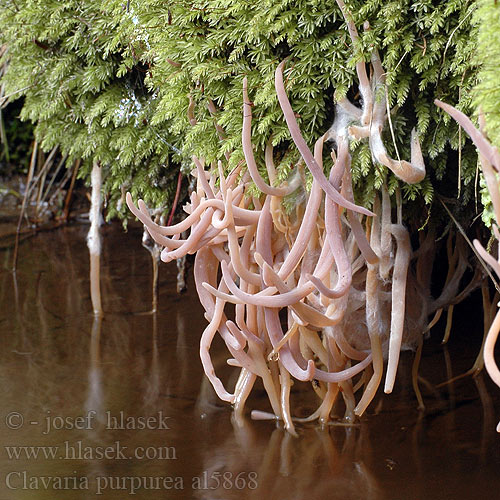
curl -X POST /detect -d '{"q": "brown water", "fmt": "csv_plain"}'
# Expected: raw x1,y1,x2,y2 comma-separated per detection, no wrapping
0,222,499,499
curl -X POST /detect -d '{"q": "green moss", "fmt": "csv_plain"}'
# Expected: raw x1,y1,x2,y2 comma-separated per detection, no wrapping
0,0,181,217
127,0,479,213
0,0,482,222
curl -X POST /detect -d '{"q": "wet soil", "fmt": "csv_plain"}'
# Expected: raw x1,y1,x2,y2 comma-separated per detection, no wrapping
0,222,499,499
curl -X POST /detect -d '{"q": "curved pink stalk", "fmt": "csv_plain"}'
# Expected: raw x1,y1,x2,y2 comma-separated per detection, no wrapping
194,247,219,314
314,353,373,382
199,312,234,402
306,273,344,299
219,260,311,308
435,100,500,171
257,258,345,327
216,160,228,199
140,224,184,250
484,309,500,432
192,156,215,199
264,139,278,184
384,223,411,393
335,0,372,125
226,320,265,350
210,239,332,306
278,135,326,280
160,209,216,262
242,78,291,196
255,196,273,265
195,251,259,390
211,188,233,229
340,150,379,264
128,192,260,235
227,222,261,286
324,138,352,298
275,61,374,217
370,127,426,184
474,240,500,277
225,161,245,189
194,249,234,402
205,257,342,328
264,307,316,381
196,225,242,248
126,194,185,240
325,324,369,361
379,185,393,279
218,323,257,372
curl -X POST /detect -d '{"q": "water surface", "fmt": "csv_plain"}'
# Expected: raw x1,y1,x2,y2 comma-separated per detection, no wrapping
0,222,499,499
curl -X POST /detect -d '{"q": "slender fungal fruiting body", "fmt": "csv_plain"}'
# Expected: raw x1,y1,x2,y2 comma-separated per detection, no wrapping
88,161,102,317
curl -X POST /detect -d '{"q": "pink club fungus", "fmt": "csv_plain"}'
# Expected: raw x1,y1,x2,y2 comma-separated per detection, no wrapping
125,1,488,433
126,68,426,433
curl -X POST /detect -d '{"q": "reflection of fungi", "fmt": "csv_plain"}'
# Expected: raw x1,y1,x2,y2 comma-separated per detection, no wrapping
85,315,106,426
193,416,382,500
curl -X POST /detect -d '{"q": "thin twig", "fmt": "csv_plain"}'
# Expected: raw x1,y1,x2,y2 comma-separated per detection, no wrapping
13,141,38,271
167,170,183,226
40,153,68,204
63,158,80,221
438,197,500,293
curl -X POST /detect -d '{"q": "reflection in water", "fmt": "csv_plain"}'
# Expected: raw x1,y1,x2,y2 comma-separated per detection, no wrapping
86,316,103,421
0,223,499,499
143,312,161,408
84,315,105,500
192,418,382,500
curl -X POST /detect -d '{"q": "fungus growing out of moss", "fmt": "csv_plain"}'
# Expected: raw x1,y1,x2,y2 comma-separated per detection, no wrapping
126,49,465,432
125,0,487,432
